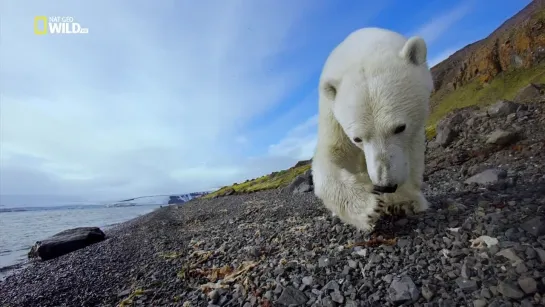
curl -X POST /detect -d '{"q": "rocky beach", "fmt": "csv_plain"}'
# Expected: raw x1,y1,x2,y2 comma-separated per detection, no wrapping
1,97,545,306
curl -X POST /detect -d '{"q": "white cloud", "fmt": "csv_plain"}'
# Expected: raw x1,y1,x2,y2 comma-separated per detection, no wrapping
268,114,318,161
0,0,329,200
412,2,473,45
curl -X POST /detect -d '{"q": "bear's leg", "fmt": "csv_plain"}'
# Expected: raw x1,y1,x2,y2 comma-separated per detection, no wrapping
401,132,430,214
411,191,429,213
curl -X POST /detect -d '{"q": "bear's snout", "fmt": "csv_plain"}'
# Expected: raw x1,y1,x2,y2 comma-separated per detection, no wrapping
372,184,398,194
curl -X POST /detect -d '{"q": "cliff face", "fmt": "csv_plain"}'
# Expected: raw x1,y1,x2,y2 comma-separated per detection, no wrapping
430,0,545,105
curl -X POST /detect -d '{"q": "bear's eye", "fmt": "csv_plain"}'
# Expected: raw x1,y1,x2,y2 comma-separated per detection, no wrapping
323,83,337,100
353,137,362,143
394,124,406,134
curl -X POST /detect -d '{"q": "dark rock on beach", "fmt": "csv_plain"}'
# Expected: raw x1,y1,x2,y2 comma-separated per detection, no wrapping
284,169,313,194
27,226,106,261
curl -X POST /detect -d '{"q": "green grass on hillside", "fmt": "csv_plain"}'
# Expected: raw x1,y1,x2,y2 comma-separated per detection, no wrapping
202,164,311,199
425,63,545,139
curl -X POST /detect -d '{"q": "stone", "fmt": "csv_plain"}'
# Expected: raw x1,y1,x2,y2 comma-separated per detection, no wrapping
294,182,313,194
388,275,420,304
223,188,236,196
436,127,458,147
497,281,524,299
514,83,545,103
473,299,487,307
330,290,344,304
496,248,523,265
485,129,518,146
421,285,434,301
520,217,545,237
27,227,106,261
322,280,340,292
277,286,308,306
521,299,535,307
481,288,492,299
117,289,131,298
319,297,336,307
517,277,537,294
455,278,478,292
506,113,517,123
464,169,507,185
318,257,334,268
208,290,220,303
439,112,465,128
285,172,313,194
515,262,528,274
302,276,314,286
535,248,545,264
487,100,520,117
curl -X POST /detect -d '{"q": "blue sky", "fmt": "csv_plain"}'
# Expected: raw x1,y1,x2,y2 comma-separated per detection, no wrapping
0,0,531,201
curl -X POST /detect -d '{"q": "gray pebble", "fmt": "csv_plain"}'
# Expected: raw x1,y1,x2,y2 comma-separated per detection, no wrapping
319,297,336,307
480,287,492,299
517,277,537,294
455,278,478,292
208,290,220,304
330,290,344,304
515,262,528,274
319,257,333,268
473,299,487,307
521,216,545,237
302,276,313,286
277,286,308,306
421,285,434,301
498,281,524,299
388,275,419,304
534,248,545,264
496,248,522,263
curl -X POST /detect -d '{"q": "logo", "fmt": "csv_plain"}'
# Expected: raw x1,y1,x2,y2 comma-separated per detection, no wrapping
34,16,89,35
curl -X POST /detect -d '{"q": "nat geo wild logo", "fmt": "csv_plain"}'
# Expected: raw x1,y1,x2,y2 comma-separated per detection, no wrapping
34,16,89,35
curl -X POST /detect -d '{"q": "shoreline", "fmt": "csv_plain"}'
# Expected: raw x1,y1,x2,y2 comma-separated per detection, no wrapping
0,205,165,281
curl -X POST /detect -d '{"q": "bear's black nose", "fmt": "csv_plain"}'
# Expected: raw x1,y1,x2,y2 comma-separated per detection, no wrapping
372,184,398,194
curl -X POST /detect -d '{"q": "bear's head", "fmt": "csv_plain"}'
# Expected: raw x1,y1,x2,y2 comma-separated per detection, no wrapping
320,36,433,193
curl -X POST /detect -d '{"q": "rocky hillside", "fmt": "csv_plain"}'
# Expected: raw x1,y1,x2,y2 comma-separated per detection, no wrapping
431,0,545,105
425,0,545,138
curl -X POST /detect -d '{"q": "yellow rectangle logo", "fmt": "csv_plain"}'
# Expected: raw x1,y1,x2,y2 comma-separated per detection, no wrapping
34,16,48,35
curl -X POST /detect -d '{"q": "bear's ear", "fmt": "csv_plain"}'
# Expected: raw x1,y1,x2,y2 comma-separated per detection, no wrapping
399,36,428,66
321,79,339,101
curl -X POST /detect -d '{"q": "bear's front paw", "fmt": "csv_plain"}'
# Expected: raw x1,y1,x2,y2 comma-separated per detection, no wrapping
384,202,408,216
364,198,389,226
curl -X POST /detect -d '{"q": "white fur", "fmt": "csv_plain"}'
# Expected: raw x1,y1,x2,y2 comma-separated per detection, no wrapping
312,27,434,232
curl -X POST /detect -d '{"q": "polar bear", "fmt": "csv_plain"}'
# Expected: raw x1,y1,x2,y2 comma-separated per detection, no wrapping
311,27,434,232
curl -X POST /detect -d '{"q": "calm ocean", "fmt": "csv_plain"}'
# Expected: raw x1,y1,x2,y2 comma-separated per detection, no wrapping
0,204,161,279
